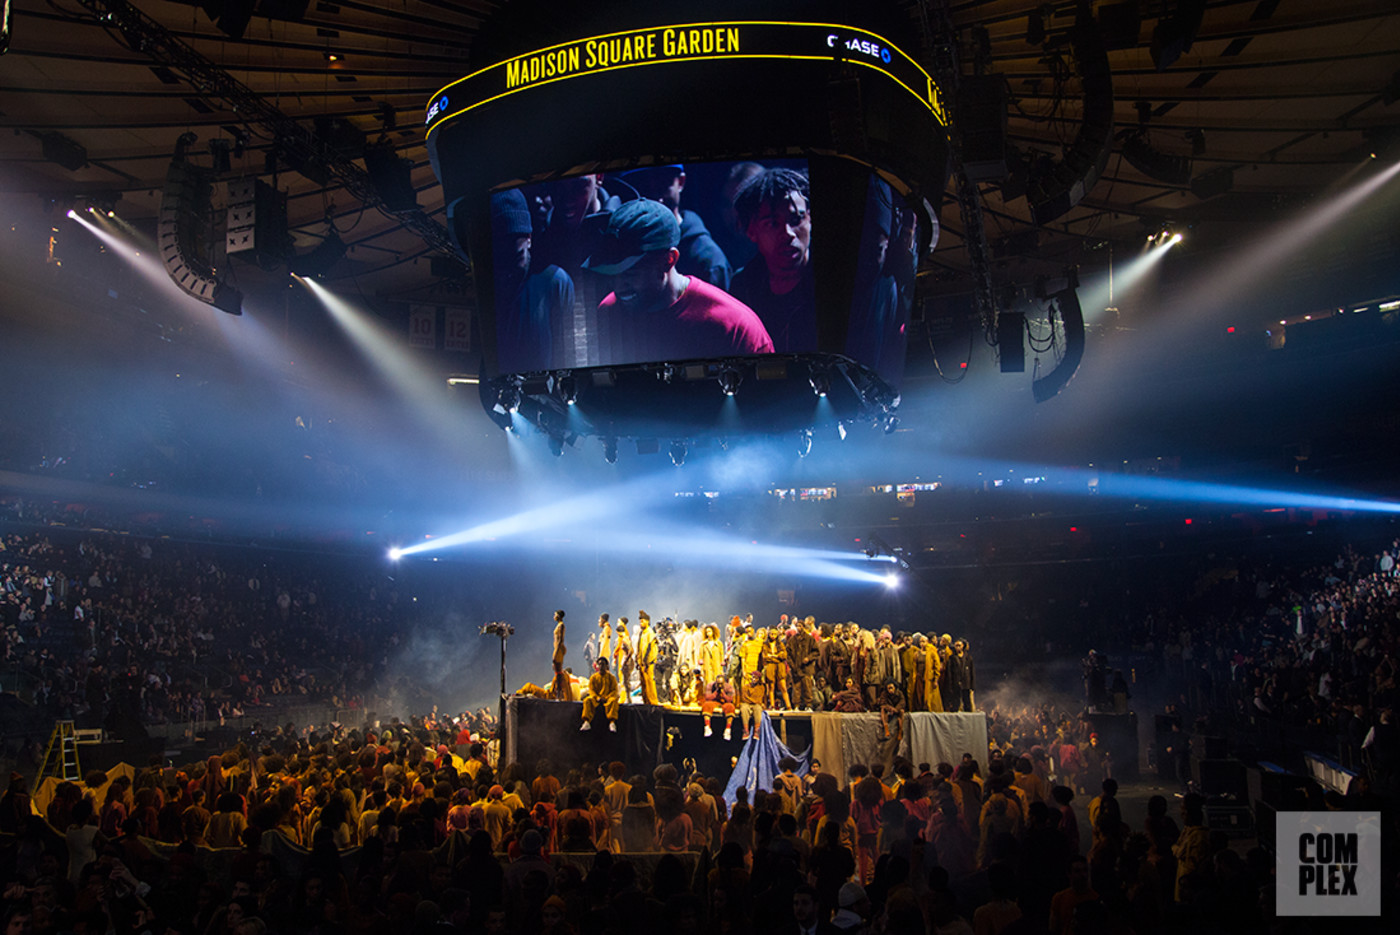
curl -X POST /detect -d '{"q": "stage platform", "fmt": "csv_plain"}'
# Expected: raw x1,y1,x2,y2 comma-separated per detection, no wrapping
503,697,987,786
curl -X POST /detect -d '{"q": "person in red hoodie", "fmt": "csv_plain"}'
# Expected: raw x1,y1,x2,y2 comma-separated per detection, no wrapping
702,676,737,740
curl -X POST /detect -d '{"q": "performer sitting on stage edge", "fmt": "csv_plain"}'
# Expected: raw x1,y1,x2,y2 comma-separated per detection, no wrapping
879,681,907,745
580,657,620,732
702,675,736,740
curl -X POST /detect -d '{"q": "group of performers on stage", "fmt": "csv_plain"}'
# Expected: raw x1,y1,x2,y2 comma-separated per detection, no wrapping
515,610,978,739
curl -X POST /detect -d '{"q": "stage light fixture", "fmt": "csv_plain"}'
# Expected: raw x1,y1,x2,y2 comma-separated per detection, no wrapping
174,131,198,160
42,132,88,171
556,373,578,406
388,547,403,561
797,429,812,458
287,230,348,278
883,414,900,435
809,369,830,398
718,367,742,397
884,571,900,589
669,440,687,466
547,434,564,458
498,383,521,414
603,437,618,464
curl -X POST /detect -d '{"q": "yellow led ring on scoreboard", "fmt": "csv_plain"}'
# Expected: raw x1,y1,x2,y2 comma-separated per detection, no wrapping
425,21,946,134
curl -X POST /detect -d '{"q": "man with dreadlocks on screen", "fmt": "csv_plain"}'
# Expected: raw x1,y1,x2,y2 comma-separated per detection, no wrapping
729,166,817,353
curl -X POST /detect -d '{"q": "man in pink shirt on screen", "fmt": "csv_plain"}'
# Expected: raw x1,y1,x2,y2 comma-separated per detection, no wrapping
585,198,774,362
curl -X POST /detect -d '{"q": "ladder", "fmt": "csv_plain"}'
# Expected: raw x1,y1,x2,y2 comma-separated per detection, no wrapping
37,720,82,784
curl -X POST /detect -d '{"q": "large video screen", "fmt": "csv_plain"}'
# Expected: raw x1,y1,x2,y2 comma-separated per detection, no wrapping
490,158,815,373
844,175,921,388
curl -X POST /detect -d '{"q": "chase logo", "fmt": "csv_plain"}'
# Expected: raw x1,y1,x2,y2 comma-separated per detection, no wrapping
828,34,893,64
1276,812,1380,916
425,94,449,126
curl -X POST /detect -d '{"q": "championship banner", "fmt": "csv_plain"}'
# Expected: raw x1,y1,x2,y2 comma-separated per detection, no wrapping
408,305,437,349
444,308,471,352
426,21,945,133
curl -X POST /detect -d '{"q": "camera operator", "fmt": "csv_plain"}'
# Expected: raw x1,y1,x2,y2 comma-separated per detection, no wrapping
654,617,681,705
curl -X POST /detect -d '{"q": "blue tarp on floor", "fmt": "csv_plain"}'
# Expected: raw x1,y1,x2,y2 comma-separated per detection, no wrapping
723,711,810,807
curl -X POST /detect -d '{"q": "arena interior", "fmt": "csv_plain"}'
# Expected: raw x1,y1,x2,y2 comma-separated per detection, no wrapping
1,0,1399,931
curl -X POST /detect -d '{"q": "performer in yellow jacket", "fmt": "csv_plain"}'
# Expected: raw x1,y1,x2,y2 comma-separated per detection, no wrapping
636,611,660,705
580,658,621,732
924,635,944,713
700,623,725,686
596,613,612,670
738,626,766,740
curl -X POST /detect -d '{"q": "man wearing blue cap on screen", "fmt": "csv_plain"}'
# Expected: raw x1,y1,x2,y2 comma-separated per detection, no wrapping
585,199,774,362
621,165,733,290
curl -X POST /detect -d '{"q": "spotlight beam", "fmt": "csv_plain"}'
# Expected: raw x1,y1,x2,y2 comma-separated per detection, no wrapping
1088,157,1400,388
1077,236,1179,322
593,527,891,583
908,451,1400,517
390,470,686,558
67,210,215,310
389,492,891,584
297,277,479,455
1084,471,1400,515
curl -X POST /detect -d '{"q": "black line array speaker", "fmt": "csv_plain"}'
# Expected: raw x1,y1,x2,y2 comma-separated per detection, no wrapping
998,311,1025,372
958,75,1009,182
159,160,242,315
1031,288,1085,402
1121,131,1193,185
225,177,288,263
365,141,419,213
1097,2,1142,51
1028,23,1114,225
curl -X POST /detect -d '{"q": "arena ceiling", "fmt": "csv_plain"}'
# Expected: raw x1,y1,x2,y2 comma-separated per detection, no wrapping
0,0,1397,304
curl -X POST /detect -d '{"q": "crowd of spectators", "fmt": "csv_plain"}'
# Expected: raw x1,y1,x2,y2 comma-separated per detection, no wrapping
2,702,1375,935
1104,541,1400,788
3,497,1399,933
0,500,408,738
